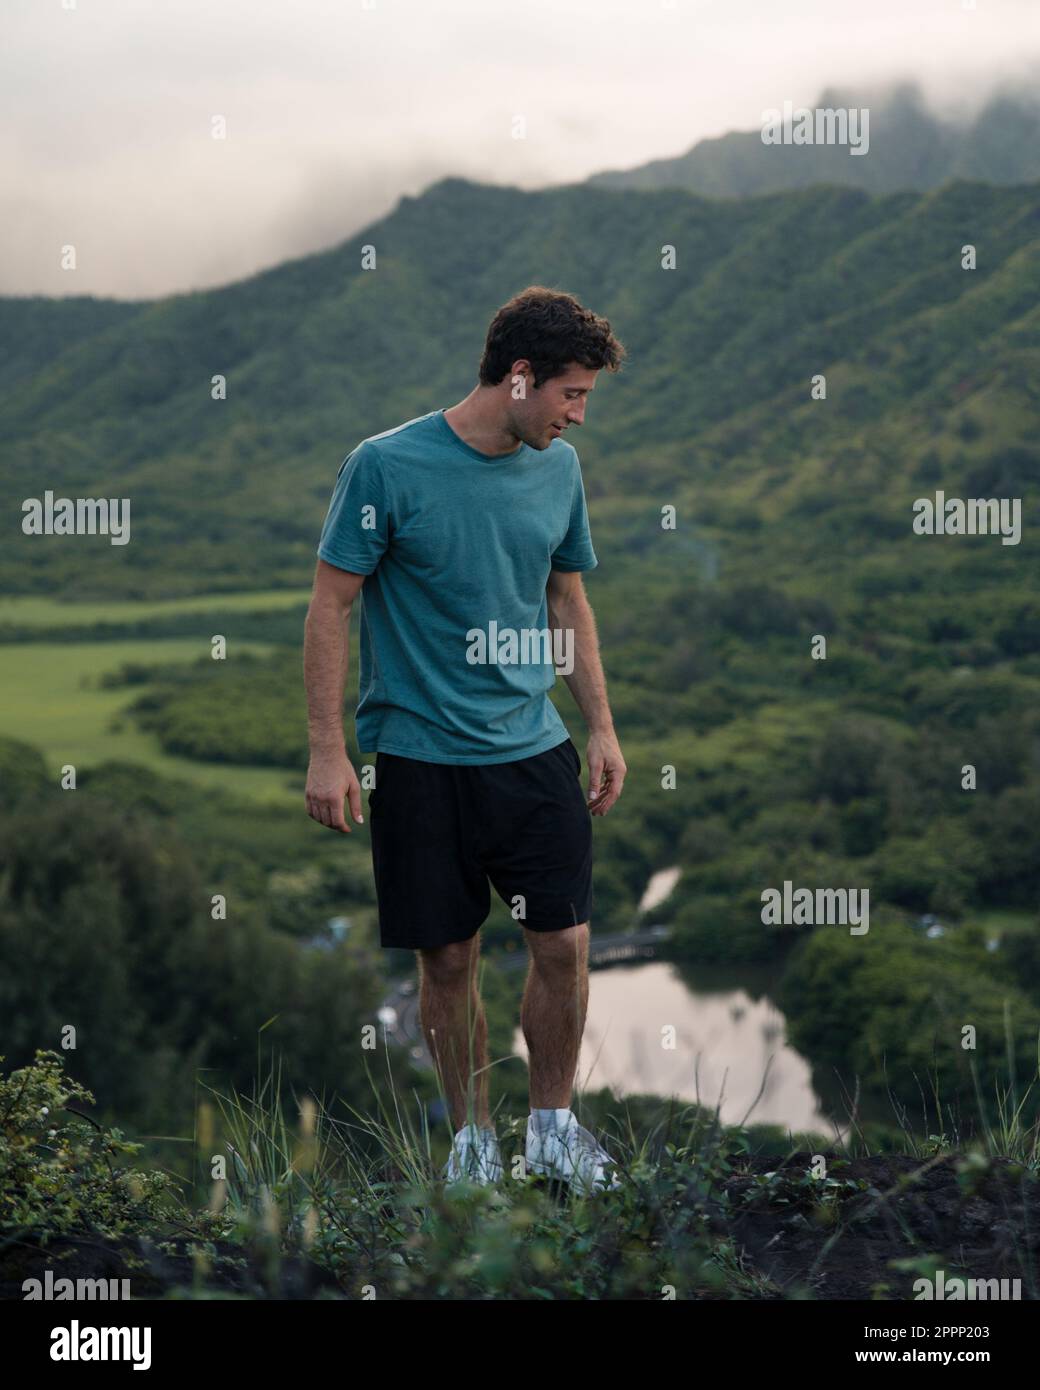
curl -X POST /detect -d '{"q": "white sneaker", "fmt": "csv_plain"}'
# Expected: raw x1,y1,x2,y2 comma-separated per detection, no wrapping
442,1123,503,1187
526,1110,622,1194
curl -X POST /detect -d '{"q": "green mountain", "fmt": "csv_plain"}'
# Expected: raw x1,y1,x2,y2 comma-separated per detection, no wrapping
1,173,1038,603
585,82,1040,197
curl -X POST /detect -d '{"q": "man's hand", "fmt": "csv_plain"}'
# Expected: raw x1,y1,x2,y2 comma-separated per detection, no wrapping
306,748,364,832
586,728,626,816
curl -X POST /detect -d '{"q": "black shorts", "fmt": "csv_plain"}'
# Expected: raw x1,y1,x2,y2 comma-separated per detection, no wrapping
368,737,593,950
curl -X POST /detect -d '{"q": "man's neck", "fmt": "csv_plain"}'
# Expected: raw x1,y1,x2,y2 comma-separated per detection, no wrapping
444,389,522,457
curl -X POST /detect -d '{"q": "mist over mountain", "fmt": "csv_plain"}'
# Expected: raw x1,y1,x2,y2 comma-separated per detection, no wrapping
585,79,1040,197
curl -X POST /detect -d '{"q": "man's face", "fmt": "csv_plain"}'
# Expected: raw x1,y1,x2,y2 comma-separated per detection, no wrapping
510,361,598,450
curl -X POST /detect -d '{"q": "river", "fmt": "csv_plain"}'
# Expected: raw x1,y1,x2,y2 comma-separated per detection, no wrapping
510,867,847,1138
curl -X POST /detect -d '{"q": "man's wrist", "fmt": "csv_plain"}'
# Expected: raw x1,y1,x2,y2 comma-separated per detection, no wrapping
308,731,348,759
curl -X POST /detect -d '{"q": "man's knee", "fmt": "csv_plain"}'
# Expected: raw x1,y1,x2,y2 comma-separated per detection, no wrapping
417,935,479,986
524,921,589,977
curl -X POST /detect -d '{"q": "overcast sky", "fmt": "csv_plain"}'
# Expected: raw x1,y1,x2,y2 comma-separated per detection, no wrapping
3,0,1039,300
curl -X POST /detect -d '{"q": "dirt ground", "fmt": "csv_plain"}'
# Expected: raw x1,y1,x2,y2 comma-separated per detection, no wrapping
713,1151,1039,1300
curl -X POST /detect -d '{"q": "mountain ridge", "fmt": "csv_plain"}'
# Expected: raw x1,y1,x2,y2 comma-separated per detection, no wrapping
585,81,1040,198
1,173,1037,600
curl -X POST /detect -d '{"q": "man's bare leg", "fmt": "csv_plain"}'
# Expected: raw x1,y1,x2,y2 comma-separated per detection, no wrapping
521,923,590,1108
417,935,491,1130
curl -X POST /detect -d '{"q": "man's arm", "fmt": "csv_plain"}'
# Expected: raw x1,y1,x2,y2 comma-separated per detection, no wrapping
546,568,626,816
303,558,368,832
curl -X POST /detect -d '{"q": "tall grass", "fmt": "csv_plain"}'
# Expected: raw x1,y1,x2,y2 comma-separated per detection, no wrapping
182,1000,1040,1299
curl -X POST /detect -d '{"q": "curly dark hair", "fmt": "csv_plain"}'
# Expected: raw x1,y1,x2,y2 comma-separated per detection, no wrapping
478,285,626,390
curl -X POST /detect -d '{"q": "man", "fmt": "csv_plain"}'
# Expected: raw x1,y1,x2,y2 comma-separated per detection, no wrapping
304,285,627,1194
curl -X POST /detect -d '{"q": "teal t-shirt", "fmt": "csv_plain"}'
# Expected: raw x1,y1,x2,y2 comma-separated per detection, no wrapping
316,408,598,765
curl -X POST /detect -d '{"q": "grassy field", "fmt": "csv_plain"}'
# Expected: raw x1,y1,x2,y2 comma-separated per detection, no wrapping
0,637,301,804
0,588,312,629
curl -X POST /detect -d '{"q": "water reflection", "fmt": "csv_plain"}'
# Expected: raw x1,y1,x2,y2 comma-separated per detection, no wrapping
513,959,847,1139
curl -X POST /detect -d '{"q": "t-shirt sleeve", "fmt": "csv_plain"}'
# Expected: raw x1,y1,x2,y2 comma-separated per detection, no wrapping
316,439,391,575
550,450,598,572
